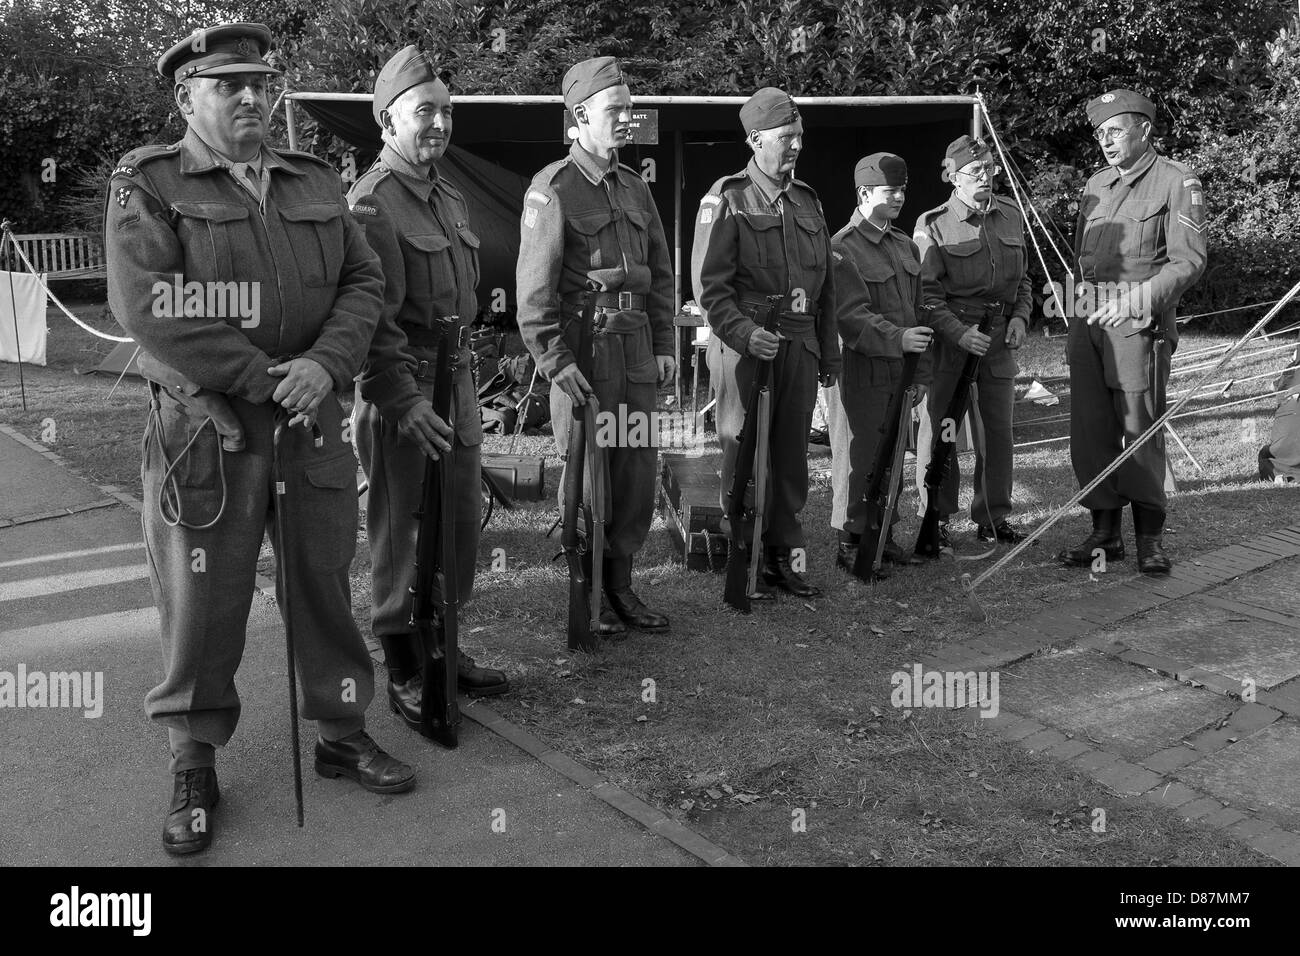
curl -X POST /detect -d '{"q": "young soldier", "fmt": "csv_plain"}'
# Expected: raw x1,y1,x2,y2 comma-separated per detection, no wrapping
1059,89,1207,573
692,88,840,598
516,56,676,636
347,46,509,735
827,153,933,571
913,136,1031,551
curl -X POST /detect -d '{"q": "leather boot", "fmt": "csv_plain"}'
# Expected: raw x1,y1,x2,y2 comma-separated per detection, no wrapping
835,531,860,572
605,555,670,631
162,766,219,856
583,547,628,638
762,546,821,597
1058,509,1124,566
315,730,416,794
1132,504,1172,574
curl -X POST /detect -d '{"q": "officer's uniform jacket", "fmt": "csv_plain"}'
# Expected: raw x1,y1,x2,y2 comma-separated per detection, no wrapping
831,210,932,386
516,141,674,380
913,192,1031,377
1074,149,1207,345
105,127,384,401
692,158,840,376
347,145,481,439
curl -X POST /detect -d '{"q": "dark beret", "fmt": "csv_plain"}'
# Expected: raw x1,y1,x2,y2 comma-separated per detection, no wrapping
1085,89,1156,127
563,56,626,110
157,22,279,84
740,87,800,133
855,152,908,189
373,45,440,125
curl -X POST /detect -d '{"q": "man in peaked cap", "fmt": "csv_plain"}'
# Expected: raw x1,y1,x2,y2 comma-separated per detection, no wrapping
347,45,509,735
1058,89,1206,574
516,56,676,637
912,134,1032,552
826,153,933,572
691,87,840,600
106,22,414,857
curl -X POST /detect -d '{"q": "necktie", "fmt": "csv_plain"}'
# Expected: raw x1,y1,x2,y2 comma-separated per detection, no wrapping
231,162,262,202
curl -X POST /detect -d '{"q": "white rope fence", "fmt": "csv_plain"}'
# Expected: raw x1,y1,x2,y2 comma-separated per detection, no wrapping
1,224,132,343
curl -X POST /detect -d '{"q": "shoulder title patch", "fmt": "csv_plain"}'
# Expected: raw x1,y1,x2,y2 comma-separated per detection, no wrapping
526,189,551,206
350,203,378,216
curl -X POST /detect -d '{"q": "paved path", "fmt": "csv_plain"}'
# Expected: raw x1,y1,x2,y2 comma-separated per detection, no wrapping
921,523,1300,865
0,425,736,867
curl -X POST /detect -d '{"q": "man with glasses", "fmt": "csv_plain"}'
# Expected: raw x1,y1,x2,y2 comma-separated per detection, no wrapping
913,136,1031,552
1058,89,1206,574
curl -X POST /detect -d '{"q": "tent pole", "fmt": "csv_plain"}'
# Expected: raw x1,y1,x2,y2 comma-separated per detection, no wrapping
674,129,684,407
285,87,298,150
972,99,982,140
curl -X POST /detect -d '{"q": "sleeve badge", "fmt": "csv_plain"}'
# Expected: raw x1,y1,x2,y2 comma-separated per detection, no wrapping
116,186,133,208
524,205,538,229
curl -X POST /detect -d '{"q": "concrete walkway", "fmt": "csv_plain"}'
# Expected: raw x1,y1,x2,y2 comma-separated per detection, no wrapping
0,425,737,866
920,521,1300,864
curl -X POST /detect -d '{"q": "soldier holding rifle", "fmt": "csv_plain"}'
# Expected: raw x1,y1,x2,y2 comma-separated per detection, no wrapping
826,152,933,573
517,56,676,639
347,45,510,734
692,87,840,600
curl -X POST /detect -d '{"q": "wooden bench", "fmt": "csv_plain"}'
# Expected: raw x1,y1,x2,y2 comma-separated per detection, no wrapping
3,232,106,281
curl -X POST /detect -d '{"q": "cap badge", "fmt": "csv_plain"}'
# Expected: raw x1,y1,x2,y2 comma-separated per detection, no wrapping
236,37,254,57
1101,93,1115,103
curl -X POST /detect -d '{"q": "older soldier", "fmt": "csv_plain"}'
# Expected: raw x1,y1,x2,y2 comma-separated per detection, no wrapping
913,135,1031,551
347,47,509,733
1058,90,1207,573
692,88,840,598
516,56,675,636
827,153,933,571
105,23,414,856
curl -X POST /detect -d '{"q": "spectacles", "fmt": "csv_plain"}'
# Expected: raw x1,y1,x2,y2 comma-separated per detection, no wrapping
956,163,1000,180
1094,125,1138,144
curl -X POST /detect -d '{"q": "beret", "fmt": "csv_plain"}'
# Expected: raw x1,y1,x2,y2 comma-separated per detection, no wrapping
1085,89,1156,127
740,87,800,133
854,152,908,189
373,45,440,125
158,22,279,84
562,56,626,110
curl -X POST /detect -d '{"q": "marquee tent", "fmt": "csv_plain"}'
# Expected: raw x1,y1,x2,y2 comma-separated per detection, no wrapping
285,92,980,316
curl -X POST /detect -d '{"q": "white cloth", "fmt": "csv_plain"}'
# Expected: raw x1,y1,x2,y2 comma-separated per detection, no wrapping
0,270,48,366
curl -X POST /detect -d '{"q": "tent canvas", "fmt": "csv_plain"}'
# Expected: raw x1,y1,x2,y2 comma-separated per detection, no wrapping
93,339,141,377
288,92,978,316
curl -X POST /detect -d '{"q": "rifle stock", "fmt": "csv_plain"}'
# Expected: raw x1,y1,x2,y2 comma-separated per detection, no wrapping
748,387,771,598
853,350,922,581
584,397,606,636
563,289,600,650
914,314,994,558
413,316,461,748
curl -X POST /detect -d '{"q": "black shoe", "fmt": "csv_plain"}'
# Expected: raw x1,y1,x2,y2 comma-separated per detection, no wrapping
458,654,510,697
835,541,859,572
937,521,956,554
762,546,821,597
1058,509,1124,566
315,731,416,794
388,673,424,733
162,767,219,856
977,520,1026,544
1136,534,1172,574
605,556,670,631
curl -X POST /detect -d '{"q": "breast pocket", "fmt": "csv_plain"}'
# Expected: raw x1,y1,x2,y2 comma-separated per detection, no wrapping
568,209,613,271
455,224,481,292
280,201,345,288
402,233,454,309
996,233,1026,280
735,211,782,270
1119,199,1167,260
794,214,827,271
170,201,249,283
942,239,987,290
623,207,652,266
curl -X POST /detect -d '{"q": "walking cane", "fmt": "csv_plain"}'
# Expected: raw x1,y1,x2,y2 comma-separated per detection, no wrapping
272,408,319,827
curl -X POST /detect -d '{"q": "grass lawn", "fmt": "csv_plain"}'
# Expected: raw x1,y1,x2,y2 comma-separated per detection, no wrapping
4,300,1294,866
